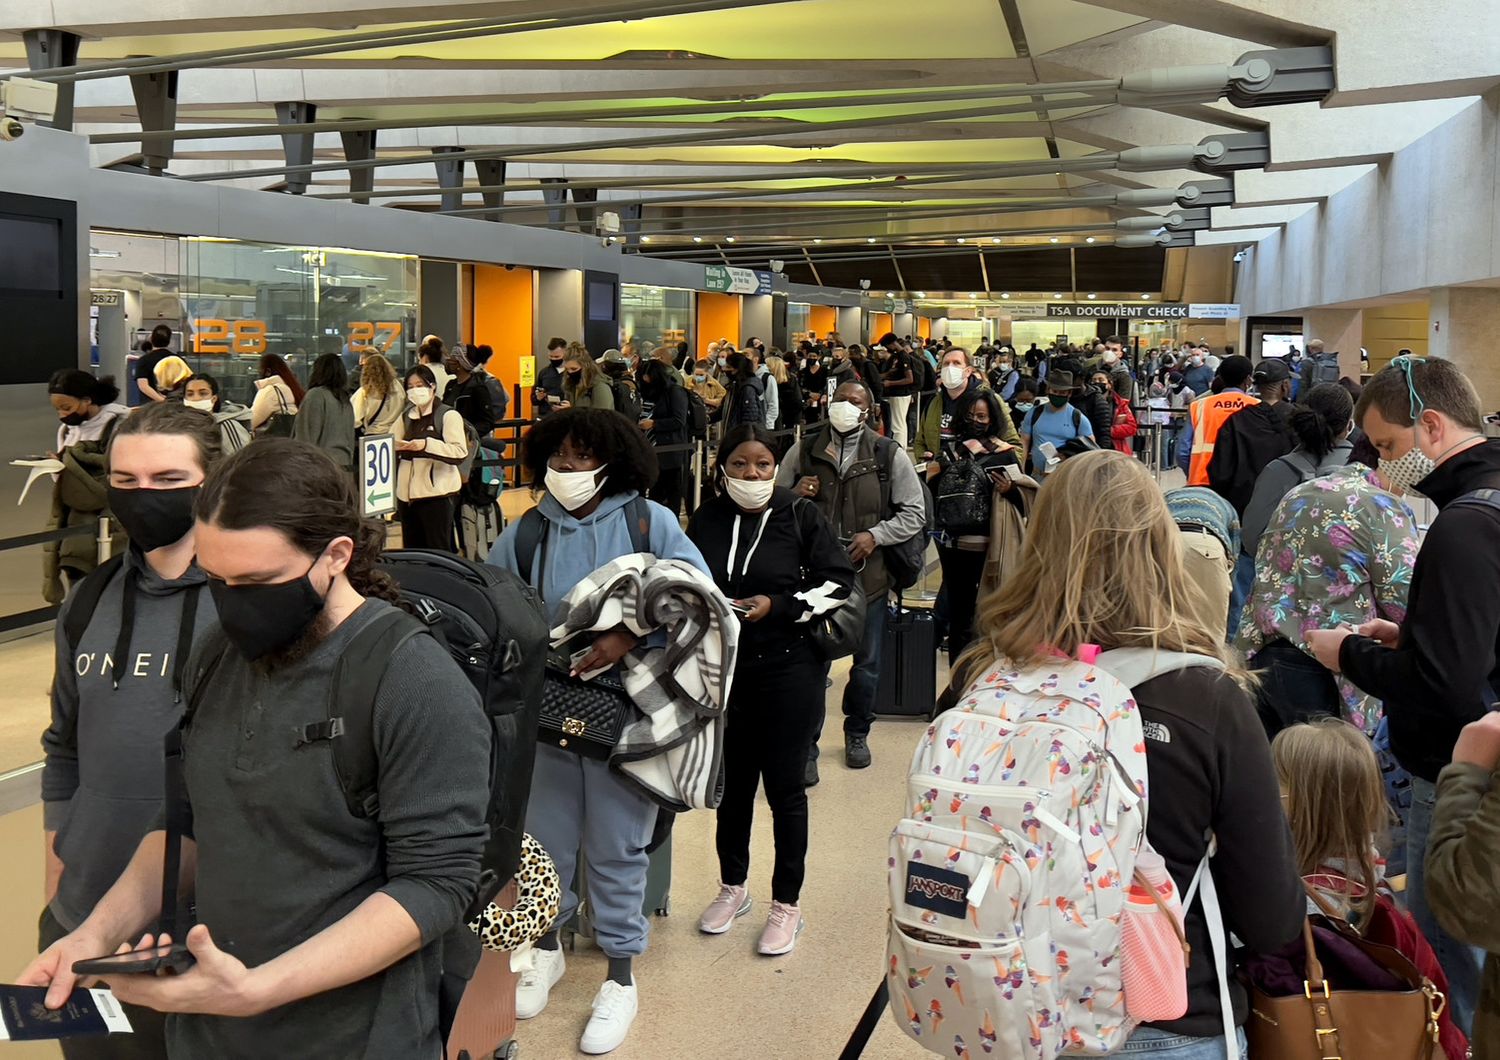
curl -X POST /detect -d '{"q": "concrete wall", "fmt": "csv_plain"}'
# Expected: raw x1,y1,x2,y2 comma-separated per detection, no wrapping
740,295,773,348
536,270,584,352
1362,301,1429,372
420,260,462,346
1237,91,1500,316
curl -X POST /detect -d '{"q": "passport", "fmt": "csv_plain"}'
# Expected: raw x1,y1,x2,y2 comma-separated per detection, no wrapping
0,986,133,1041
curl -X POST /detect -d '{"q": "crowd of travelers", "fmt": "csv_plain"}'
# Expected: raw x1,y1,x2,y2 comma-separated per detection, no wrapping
19,320,1500,1060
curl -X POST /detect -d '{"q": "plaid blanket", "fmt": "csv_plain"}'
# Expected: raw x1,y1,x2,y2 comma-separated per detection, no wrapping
550,553,738,811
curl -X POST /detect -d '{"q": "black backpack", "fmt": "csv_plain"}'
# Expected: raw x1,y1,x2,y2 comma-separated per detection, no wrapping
933,459,993,535
684,388,709,439
873,437,933,590
181,552,549,913
611,379,642,423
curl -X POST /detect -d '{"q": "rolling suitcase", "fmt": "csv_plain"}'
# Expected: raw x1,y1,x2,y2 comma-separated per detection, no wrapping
874,594,937,717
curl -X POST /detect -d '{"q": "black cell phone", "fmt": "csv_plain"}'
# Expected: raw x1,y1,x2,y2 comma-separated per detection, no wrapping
729,600,753,616
73,943,196,977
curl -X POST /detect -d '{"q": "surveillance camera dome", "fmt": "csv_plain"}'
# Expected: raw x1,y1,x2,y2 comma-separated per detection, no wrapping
0,118,25,143
859,279,872,290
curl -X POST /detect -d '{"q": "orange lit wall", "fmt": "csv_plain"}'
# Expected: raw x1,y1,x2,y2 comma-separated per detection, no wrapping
918,317,931,339
809,305,837,338
459,265,475,345
870,313,894,342
474,264,535,420
697,293,742,359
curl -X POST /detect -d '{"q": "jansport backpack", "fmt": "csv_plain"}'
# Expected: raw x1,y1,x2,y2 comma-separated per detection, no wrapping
886,647,1223,1057
933,459,992,536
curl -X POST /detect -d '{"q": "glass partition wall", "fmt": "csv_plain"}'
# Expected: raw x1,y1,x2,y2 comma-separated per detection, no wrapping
91,232,418,405
620,284,693,354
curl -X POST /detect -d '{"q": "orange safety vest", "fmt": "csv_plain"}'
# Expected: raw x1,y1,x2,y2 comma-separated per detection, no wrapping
1187,391,1259,485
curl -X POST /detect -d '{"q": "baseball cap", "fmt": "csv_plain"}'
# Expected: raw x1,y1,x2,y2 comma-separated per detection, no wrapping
1253,358,1291,384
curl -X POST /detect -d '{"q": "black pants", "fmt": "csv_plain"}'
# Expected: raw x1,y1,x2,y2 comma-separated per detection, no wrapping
1250,637,1342,738
39,907,169,1060
717,646,823,904
649,465,688,518
399,494,455,551
937,545,987,669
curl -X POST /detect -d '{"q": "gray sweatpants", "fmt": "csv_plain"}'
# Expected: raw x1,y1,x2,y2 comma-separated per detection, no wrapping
526,744,659,958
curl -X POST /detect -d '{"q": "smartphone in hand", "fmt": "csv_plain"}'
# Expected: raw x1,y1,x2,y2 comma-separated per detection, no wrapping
73,943,196,978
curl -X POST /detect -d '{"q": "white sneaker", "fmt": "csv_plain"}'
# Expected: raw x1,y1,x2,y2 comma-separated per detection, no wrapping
579,979,639,1055
515,947,565,1020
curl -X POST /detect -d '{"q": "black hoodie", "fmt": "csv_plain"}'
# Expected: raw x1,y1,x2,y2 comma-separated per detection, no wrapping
686,485,856,661
1341,439,1500,781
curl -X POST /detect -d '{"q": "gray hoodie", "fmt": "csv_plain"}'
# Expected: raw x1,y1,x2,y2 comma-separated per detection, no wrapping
41,548,214,930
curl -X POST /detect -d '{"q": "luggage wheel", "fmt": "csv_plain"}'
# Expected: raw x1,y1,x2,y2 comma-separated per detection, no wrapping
654,896,671,918
497,1041,520,1060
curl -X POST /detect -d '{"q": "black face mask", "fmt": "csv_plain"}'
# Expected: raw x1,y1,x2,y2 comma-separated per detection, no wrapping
59,411,89,427
106,485,200,553
208,563,327,662
960,418,991,439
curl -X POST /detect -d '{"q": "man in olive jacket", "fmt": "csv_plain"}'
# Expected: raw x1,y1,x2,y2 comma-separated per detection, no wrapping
1427,711,1500,1058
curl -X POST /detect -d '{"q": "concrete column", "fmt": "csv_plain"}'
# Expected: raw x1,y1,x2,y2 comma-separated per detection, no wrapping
1430,286,1500,407
836,306,861,342
741,295,773,347
1302,307,1364,380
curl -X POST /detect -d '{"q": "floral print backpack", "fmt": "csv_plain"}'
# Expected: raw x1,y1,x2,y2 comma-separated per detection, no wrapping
887,648,1225,1058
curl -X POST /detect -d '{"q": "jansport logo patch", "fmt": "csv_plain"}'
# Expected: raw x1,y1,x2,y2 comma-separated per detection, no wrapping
905,861,970,919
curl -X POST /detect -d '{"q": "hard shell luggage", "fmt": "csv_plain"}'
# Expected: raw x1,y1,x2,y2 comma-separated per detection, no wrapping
448,881,521,1060
564,837,673,947
874,596,936,717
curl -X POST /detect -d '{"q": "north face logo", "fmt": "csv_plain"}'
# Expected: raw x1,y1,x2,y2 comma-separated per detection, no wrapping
1143,720,1171,744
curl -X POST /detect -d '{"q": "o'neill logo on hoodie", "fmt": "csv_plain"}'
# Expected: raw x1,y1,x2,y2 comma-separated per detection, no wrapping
905,861,970,919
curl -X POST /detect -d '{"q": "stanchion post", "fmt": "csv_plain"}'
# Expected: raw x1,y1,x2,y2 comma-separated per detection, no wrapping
692,439,704,511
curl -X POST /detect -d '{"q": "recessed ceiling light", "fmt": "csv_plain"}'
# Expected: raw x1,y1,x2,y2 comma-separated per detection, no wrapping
693,236,703,243
866,237,877,243
725,237,736,243
915,291,927,298
1000,293,1010,299
1049,237,1060,244
991,237,1002,244
1085,236,1096,243
1141,293,1151,299
969,292,978,299
640,236,651,243
814,238,823,244
1087,293,1097,299
956,237,966,243
886,291,896,298
1054,293,1063,299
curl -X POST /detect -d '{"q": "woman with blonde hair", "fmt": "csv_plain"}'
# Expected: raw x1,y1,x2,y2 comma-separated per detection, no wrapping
561,346,614,411
955,450,1303,1060
351,353,404,437
765,354,802,431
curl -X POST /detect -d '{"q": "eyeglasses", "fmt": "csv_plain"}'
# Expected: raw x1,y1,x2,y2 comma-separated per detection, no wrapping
1391,354,1429,420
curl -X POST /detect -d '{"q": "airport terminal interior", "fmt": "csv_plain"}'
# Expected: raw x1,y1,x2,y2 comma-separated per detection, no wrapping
2,0,1500,1057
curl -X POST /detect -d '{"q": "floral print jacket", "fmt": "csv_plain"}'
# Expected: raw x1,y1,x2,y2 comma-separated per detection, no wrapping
1236,463,1420,732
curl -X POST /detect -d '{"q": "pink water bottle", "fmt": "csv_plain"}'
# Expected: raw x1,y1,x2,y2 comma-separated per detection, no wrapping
1120,848,1189,1021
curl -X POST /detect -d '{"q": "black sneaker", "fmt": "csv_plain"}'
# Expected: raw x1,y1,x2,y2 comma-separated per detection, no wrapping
804,757,820,788
845,735,872,769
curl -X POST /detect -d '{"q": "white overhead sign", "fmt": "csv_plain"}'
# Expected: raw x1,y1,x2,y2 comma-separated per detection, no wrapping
1187,303,1242,319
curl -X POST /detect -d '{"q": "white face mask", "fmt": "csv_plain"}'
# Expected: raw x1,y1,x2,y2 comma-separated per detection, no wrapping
1102,351,1119,364
406,386,434,408
184,397,214,412
1379,441,1434,496
941,365,967,389
724,475,775,510
545,464,608,512
828,400,865,433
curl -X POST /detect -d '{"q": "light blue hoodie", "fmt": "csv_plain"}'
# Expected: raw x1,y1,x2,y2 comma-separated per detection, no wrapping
488,490,709,623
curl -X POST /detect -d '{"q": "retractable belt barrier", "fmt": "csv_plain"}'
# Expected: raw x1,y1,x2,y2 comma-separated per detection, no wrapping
0,516,114,635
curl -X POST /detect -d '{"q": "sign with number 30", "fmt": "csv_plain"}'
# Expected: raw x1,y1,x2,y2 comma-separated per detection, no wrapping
361,434,395,517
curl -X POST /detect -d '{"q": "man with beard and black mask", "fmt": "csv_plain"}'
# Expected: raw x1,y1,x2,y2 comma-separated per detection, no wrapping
777,381,927,780
533,336,570,418
25,438,491,1060
36,403,222,1060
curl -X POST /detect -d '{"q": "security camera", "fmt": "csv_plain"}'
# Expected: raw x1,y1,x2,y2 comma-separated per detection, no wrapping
859,279,872,290
769,259,785,274
0,118,23,142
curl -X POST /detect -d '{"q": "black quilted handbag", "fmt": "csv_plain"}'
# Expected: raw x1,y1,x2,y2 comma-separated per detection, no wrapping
537,650,635,760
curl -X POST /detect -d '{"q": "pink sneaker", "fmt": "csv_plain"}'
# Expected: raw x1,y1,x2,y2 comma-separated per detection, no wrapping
757,901,804,955
699,883,751,934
